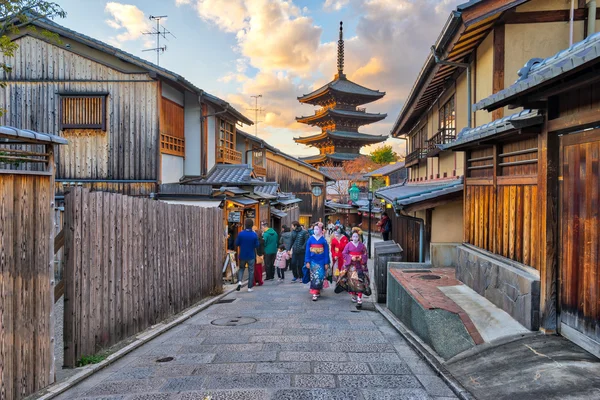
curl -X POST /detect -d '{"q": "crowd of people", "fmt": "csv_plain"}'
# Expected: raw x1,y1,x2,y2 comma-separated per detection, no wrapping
233,214,392,306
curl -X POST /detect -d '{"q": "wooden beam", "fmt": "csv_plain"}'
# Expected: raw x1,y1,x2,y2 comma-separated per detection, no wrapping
505,9,599,24
538,115,559,332
461,0,527,26
492,24,505,120
548,107,600,133
54,228,65,254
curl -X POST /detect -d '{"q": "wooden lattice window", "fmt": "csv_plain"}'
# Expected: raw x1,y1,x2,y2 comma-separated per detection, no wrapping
219,119,235,150
60,95,107,130
411,125,427,152
439,96,456,135
160,97,185,156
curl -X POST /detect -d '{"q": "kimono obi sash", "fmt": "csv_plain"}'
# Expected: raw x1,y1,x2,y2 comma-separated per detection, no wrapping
310,244,325,254
349,251,362,257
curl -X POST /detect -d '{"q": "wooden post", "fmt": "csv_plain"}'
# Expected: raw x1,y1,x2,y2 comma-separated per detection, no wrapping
538,118,559,333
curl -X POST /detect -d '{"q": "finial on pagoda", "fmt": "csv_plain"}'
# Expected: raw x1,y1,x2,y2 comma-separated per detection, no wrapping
336,21,345,79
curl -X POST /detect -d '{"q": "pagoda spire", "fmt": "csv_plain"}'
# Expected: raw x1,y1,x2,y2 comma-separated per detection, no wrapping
336,21,345,79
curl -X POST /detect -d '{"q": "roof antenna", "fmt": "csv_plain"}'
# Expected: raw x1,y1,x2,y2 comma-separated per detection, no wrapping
336,21,345,79
142,15,176,66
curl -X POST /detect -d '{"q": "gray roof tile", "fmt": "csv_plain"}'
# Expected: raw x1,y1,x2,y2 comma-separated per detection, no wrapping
0,125,67,144
376,178,463,209
298,77,385,101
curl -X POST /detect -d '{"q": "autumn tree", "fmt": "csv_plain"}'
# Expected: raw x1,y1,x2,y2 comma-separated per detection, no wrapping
369,144,399,164
323,156,377,203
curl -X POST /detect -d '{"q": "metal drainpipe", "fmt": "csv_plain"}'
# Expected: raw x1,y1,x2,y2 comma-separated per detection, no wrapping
198,90,205,176
431,46,472,129
589,0,597,37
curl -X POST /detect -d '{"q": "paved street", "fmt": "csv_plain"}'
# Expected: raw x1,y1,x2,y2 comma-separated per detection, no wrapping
55,277,456,400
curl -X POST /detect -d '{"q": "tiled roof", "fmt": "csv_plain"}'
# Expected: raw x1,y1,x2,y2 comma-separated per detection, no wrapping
254,184,279,196
325,201,354,210
296,109,387,123
357,206,383,213
278,198,302,206
201,164,254,184
364,162,406,177
230,197,258,206
295,130,387,144
442,109,544,150
270,208,287,218
0,125,67,144
220,186,249,195
475,31,600,111
376,178,463,209
327,153,363,161
298,77,385,102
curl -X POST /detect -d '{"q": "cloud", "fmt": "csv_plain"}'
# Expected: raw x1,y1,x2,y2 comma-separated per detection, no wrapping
175,0,191,5
323,0,350,11
104,2,153,47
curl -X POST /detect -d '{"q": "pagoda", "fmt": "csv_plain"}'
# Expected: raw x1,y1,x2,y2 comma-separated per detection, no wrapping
295,21,387,167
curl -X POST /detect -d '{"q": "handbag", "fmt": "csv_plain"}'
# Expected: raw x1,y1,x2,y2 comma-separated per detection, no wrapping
256,254,264,264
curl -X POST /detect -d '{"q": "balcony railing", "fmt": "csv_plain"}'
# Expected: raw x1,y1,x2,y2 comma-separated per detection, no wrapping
253,160,267,176
426,129,456,156
216,146,242,164
405,148,428,167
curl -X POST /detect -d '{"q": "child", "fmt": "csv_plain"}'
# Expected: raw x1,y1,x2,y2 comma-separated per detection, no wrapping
274,244,290,282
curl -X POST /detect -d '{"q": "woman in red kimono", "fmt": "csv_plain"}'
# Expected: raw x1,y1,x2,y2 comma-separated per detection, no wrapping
330,228,348,280
341,231,369,306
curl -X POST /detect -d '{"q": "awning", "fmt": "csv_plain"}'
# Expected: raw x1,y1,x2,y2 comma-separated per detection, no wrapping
228,197,258,207
270,208,287,219
376,178,463,213
278,198,302,206
358,206,383,213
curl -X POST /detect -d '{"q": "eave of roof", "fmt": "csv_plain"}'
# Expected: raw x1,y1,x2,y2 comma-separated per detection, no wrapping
0,125,68,144
28,17,253,125
364,162,406,177
442,109,544,150
474,31,600,112
294,130,387,144
296,109,386,124
375,178,464,209
298,77,385,103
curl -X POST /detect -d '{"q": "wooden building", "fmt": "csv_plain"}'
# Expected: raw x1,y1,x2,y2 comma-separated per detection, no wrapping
0,16,251,200
445,31,600,356
385,0,598,265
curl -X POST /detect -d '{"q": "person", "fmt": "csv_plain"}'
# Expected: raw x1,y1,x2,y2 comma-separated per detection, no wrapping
227,227,235,251
327,221,334,236
253,226,265,287
261,222,279,281
279,225,293,271
304,222,330,301
377,212,392,241
234,218,259,292
274,244,290,282
330,227,348,280
341,231,369,306
290,221,309,283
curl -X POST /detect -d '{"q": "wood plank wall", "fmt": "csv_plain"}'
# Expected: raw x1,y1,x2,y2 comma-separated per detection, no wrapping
390,214,422,262
0,36,159,181
0,173,55,399
62,188,223,367
465,138,539,269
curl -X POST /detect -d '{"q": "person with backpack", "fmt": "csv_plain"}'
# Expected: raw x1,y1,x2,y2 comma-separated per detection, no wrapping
378,212,392,241
290,221,309,283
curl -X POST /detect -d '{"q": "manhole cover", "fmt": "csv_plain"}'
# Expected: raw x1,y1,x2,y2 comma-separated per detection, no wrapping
402,269,432,274
156,357,174,363
418,274,442,280
211,317,257,326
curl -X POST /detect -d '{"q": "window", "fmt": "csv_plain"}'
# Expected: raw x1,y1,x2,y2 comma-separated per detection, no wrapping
439,96,456,135
60,95,107,130
219,119,235,149
160,97,185,156
411,125,427,152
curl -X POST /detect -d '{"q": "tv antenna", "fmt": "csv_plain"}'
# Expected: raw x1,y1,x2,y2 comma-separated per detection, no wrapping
142,15,175,66
247,94,265,136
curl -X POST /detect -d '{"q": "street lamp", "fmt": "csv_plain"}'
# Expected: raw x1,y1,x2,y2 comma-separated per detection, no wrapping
349,183,359,202
367,190,373,259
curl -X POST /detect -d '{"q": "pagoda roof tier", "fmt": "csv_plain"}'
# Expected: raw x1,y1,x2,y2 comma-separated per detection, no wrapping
300,152,362,164
298,77,385,105
296,108,387,126
295,130,387,145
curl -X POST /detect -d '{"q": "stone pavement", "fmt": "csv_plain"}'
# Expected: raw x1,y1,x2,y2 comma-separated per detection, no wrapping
54,275,457,400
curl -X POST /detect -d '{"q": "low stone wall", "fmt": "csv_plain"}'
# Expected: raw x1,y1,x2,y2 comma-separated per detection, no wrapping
456,245,540,330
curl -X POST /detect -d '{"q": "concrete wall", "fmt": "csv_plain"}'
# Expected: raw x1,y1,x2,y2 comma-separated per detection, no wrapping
430,243,460,268
161,82,184,106
431,200,463,243
475,32,493,126
184,91,201,176
161,154,184,183
517,0,570,12
456,245,540,330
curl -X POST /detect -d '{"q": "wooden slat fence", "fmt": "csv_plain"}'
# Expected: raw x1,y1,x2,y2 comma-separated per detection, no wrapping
63,188,223,367
391,214,423,262
0,173,55,399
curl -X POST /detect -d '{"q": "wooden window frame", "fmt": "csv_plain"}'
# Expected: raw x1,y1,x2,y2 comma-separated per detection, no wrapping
219,118,236,150
439,96,456,137
59,94,107,131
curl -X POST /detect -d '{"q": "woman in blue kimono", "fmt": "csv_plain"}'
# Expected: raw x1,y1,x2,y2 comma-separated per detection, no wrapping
304,222,330,301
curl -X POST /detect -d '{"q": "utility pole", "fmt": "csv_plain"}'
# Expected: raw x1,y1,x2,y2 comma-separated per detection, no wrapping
247,95,264,136
142,15,175,66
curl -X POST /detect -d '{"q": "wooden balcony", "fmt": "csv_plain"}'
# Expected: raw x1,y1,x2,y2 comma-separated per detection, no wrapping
426,129,456,157
216,146,242,164
253,161,267,176
405,148,428,167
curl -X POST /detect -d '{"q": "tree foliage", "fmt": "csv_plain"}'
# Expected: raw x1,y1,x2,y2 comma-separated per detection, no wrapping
369,145,399,164
343,155,380,175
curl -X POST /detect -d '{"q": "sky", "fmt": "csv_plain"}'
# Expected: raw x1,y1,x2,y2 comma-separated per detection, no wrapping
53,0,464,158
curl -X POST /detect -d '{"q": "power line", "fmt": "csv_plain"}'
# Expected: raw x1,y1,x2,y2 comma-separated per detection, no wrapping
142,15,176,66
247,94,264,136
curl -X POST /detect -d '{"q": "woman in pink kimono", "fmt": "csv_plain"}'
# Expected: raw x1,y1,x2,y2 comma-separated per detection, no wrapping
341,232,369,306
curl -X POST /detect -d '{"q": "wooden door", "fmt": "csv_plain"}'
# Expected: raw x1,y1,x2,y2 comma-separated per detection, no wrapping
559,129,600,357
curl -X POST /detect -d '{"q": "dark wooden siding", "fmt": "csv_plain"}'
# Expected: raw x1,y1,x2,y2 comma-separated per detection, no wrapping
390,214,422,262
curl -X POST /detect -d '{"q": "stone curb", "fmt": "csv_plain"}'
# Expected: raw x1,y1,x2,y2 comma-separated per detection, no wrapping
375,303,476,400
33,282,246,400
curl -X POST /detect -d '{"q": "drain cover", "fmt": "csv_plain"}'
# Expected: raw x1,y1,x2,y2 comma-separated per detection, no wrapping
402,269,432,274
211,317,257,326
156,357,174,363
418,274,441,280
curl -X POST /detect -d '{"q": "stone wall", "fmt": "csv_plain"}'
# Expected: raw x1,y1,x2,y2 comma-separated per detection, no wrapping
456,245,540,330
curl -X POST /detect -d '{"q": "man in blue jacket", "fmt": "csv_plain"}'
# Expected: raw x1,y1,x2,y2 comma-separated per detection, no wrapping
235,218,260,292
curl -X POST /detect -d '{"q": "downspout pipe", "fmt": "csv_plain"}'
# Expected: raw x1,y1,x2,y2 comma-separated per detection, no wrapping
431,46,472,129
589,0,597,38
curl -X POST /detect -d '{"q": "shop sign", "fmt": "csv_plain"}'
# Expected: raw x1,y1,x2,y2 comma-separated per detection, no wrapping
245,209,256,219
228,211,241,223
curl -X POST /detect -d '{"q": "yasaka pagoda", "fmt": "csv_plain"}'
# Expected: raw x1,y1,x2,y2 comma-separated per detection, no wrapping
295,21,387,167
